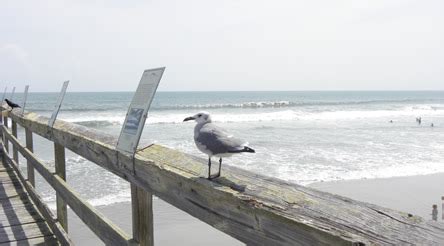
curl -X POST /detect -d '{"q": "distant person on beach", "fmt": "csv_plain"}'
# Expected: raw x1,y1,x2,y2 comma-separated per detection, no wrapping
389,120,393,123
431,123,434,127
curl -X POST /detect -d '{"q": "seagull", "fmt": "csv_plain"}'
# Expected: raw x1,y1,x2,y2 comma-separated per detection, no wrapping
184,111,255,179
5,99,20,109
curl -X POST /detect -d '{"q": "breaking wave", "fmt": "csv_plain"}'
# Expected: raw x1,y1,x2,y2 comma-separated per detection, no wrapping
62,104,444,127
155,99,443,110
74,120,122,127
30,99,444,113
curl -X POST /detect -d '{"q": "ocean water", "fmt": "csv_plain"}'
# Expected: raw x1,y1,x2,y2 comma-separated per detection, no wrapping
6,91,444,208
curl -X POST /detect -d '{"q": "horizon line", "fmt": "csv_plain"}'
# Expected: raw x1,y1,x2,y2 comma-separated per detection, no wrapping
2,89,444,93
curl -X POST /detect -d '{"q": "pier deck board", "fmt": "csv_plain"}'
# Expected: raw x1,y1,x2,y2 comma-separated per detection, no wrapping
0,160,59,245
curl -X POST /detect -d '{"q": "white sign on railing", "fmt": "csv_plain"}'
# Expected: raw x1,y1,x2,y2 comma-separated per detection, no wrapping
48,81,69,127
21,85,29,115
117,67,165,154
10,87,15,100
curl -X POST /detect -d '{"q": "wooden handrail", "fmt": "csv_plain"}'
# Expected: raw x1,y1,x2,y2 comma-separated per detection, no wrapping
2,125,133,245
1,142,73,245
3,108,444,245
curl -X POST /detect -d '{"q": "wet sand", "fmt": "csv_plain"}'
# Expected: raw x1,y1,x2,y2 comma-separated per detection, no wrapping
67,173,444,245
67,198,243,245
310,172,444,220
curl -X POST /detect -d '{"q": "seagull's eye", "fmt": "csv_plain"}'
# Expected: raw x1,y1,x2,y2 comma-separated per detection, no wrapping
198,114,202,117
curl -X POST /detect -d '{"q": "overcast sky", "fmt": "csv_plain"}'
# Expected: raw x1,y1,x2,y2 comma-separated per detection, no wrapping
1,0,443,92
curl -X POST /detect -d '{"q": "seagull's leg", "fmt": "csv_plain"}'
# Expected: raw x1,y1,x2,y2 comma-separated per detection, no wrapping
215,158,222,178
207,157,212,179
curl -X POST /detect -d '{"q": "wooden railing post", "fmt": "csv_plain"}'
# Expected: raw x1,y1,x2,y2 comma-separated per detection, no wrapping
12,120,18,165
54,143,68,231
131,184,154,246
3,115,8,152
25,128,35,186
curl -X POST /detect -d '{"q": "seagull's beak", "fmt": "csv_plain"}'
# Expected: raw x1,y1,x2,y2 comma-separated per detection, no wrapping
183,116,195,122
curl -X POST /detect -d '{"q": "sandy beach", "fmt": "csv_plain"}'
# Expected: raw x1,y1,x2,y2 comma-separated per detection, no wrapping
64,172,444,245
67,198,243,245
310,172,444,220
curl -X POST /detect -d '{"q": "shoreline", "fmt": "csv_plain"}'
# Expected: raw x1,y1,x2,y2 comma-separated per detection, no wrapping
309,172,444,220
67,172,444,245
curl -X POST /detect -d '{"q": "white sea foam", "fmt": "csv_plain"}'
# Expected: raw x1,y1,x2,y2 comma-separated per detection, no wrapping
167,101,294,109
45,191,134,210
87,190,132,207
61,111,300,125
61,104,444,126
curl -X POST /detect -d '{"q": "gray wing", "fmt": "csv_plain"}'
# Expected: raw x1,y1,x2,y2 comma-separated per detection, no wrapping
196,123,246,155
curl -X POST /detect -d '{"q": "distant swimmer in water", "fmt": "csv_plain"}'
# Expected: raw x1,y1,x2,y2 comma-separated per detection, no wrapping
389,120,393,123
415,117,422,124
431,123,434,127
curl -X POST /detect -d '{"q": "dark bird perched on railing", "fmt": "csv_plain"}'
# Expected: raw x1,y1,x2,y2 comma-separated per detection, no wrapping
184,111,255,179
5,99,21,109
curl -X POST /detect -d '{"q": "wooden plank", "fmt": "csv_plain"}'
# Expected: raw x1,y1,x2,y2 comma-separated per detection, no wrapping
0,168,27,200
0,176,20,184
0,221,54,243
0,181,28,199
0,158,54,242
22,179,73,246
11,120,18,165
0,193,34,208
2,148,73,245
7,235,59,245
25,128,35,186
131,184,154,246
7,110,444,245
2,134,132,245
0,201,45,228
54,142,68,232
0,169,20,183
0,194,34,210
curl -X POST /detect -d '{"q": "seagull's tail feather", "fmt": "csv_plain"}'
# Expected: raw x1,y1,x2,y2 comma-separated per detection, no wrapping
243,146,255,153
229,146,255,154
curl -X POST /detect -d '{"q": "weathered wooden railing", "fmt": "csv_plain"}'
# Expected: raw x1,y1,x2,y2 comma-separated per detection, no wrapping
1,108,444,245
